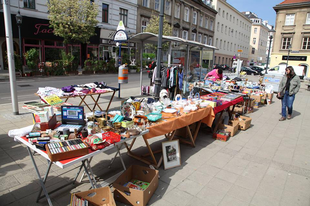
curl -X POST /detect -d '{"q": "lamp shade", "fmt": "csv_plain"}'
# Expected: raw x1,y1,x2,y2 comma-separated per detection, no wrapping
268,29,275,37
15,11,22,25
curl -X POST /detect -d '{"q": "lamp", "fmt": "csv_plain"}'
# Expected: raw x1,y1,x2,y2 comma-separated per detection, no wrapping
286,44,292,68
15,11,23,76
265,28,275,74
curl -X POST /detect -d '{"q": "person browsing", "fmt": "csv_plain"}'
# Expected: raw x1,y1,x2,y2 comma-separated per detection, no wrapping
278,66,300,121
204,68,223,81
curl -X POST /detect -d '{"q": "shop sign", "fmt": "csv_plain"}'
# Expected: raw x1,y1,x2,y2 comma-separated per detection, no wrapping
282,56,307,61
34,24,54,35
113,30,128,42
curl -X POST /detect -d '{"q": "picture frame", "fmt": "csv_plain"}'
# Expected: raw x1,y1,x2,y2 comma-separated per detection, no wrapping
162,139,181,170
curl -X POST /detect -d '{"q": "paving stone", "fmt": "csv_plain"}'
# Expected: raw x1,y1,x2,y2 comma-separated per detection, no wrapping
187,170,213,186
234,175,261,191
162,187,193,206
215,169,239,183
205,151,232,169
223,157,249,175
177,179,204,196
219,195,249,206
227,184,256,204
197,163,221,176
186,196,215,206
196,185,226,206
206,177,232,193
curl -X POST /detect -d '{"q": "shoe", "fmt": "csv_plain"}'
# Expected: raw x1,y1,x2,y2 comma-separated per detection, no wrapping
279,117,286,121
287,115,292,119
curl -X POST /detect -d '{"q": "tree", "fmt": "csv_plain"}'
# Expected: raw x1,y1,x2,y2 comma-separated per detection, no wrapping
47,0,99,44
145,14,172,51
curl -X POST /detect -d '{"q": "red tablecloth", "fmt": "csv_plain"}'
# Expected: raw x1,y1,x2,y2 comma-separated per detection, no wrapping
200,96,244,114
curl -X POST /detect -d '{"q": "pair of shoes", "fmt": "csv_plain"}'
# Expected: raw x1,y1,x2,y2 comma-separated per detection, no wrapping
279,117,286,121
287,115,292,119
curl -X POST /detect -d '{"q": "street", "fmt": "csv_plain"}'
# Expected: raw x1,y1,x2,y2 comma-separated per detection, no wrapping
0,73,150,104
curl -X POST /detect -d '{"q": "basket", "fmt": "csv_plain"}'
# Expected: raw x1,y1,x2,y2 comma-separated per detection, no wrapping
146,112,162,122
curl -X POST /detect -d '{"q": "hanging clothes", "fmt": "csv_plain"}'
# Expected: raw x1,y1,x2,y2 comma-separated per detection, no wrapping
178,69,183,90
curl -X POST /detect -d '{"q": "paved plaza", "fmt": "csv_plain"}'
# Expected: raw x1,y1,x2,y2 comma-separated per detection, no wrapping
0,77,310,206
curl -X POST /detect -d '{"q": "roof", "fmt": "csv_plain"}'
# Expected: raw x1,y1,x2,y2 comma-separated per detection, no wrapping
279,0,310,4
128,32,217,50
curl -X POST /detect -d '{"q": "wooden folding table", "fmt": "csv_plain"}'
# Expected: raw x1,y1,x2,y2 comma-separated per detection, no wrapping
125,106,215,168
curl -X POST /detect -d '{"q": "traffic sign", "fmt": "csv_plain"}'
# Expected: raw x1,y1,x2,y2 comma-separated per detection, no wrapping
237,49,243,52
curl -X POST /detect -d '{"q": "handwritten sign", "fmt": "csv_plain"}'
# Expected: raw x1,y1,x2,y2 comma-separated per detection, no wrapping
44,94,63,106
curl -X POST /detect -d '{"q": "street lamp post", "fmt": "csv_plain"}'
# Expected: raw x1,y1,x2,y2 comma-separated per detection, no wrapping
286,44,292,68
265,29,275,75
15,11,23,76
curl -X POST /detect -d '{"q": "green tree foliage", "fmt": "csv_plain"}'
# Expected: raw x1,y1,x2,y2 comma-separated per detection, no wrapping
47,0,99,44
145,14,172,51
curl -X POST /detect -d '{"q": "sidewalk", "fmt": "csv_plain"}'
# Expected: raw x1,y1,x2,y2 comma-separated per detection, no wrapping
1,80,310,206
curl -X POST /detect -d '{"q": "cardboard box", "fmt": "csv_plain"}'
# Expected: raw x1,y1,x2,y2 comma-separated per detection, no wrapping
237,115,252,130
233,105,245,114
73,186,116,206
250,95,262,108
113,165,159,206
220,120,239,137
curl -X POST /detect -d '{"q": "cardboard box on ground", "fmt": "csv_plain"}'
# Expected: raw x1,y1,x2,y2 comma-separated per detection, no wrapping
250,95,262,108
113,165,159,206
218,120,239,137
237,115,252,130
72,186,115,206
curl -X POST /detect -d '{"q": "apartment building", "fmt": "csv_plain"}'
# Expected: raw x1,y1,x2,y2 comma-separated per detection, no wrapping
271,0,310,77
136,0,217,67
0,0,136,71
212,0,252,67
243,12,269,66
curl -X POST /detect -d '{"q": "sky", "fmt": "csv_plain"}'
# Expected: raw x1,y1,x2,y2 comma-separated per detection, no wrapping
227,0,283,26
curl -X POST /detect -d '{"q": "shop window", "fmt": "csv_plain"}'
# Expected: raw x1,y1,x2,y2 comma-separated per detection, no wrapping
24,0,35,9
45,41,54,46
302,37,310,50
120,8,128,27
282,37,292,49
102,3,109,23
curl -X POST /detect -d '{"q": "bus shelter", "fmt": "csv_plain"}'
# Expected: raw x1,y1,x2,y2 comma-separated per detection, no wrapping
128,32,217,96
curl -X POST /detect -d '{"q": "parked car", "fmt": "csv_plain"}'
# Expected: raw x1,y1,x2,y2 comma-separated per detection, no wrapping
250,66,265,75
220,64,230,70
240,66,258,75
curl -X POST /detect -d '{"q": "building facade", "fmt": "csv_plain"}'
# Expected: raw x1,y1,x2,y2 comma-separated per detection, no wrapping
136,0,217,68
271,0,310,77
243,12,269,66
212,0,252,67
0,0,137,71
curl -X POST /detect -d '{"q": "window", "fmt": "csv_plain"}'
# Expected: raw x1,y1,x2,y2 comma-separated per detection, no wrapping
218,8,221,16
225,26,227,34
228,28,231,36
233,17,235,23
224,41,226,50
193,11,197,25
230,15,232,21
184,7,189,22
143,0,149,7
141,17,149,32
198,34,202,43
204,36,208,44
226,12,228,20
217,22,219,31
227,41,229,50
221,24,223,33
220,39,222,49
174,3,180,18
253,38,256,44
199,15,203,27
165,0,171,15
182,30,188,40
254,28,257,34
252,48,255,54
285,14,295,26
192,33,196,41
215,38,218,47
209,37,212,45
222,10,225,17
24,0,35,9
306,13,310,24
231,42,232,51
102,3,109,23
282,37,292,49
302,37,310,50
173,29,179,37
210,20,213,31
155,0,160,11
120,8,128,27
